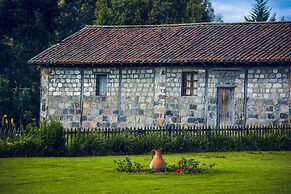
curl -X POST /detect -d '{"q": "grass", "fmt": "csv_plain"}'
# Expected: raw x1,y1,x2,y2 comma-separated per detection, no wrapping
0,151,291,193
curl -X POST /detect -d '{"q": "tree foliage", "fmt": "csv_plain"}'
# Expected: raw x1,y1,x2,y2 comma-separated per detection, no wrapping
95,0,215,25
244,0,276,22
0,0,59,127
57,0,96,39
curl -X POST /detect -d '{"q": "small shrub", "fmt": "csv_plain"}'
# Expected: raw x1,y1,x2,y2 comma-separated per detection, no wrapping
174,158,216,174
39,120,66,156
114,157,143,173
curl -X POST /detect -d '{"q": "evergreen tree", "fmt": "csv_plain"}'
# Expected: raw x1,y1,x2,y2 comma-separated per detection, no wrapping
244,0,276,22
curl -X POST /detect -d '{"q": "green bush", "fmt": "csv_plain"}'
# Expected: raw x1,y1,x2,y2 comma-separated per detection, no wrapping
39,120,66,156
68,133,106,156
67,139,83,156
106,134,136,155
0,137,42,157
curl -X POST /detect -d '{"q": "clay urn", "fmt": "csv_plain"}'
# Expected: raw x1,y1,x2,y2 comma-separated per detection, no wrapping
150,148,165,172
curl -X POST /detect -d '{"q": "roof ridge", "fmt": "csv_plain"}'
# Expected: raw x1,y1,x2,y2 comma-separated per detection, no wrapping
85,21,291,28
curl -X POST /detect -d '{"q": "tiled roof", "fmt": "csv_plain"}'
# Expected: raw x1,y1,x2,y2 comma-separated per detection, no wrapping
29,22,291,65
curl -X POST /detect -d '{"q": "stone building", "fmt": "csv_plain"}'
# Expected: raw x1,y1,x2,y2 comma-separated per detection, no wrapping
29,22,291,128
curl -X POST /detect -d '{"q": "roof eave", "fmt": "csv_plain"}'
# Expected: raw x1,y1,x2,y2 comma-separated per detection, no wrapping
29,59,291,68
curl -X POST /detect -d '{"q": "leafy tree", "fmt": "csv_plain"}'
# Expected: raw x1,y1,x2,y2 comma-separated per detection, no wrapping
244,0,276,22
95,0,215,25
0,0,98,127
57,0,96,40
0,0,59,127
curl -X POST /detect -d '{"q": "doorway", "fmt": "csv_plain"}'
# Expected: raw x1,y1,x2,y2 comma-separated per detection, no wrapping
217,87,234,126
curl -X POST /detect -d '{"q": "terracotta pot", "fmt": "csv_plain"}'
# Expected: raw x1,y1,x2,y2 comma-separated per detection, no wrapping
150,148,165,172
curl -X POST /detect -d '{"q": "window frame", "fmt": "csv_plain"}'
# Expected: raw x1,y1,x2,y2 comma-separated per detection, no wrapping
181,72,199,96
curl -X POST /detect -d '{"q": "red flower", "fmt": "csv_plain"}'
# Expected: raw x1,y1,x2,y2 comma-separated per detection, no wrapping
176,169,182,173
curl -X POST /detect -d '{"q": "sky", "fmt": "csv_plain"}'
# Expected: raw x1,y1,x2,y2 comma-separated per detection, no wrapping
212,0,291,22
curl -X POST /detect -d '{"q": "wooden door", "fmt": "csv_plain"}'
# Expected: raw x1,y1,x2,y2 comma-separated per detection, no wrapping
217,87,234,126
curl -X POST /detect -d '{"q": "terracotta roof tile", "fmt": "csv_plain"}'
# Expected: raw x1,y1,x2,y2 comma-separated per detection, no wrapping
29,22,291,65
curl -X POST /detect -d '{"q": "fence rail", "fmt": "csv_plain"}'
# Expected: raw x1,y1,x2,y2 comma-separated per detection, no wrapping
1,125,291,145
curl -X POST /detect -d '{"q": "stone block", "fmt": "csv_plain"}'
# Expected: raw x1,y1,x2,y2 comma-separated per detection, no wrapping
172,117,181,123
187,117,204,124
267,113,275,119
71,122,79,128
119,117,127,122
280,105,289,113
248,74,254,79
190,104,197,110
172,111,179,116
165,110,173,116
248,114,258,119
138,109,144,115
273,83,282,88
266,106,273,112
280,113,288,119
63,109,69,114
82,115,87,121
189,111,195,117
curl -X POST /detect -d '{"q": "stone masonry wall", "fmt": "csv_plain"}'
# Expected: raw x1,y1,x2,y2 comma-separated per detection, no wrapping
119,68,155,128
164,68,206,127
82,68,116,129
43,69,82,128
40,65,290,128
246,67,290,126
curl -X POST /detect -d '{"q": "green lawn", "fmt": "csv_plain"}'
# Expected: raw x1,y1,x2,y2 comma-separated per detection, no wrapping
0,151,290,193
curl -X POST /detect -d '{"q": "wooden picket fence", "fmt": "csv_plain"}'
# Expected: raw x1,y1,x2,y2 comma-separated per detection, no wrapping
64,125,291,145
1,125,291,145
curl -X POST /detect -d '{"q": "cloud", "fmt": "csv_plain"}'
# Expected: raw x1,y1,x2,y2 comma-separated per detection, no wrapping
273,8,291,20
212,1,252,22
212,0,291,22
